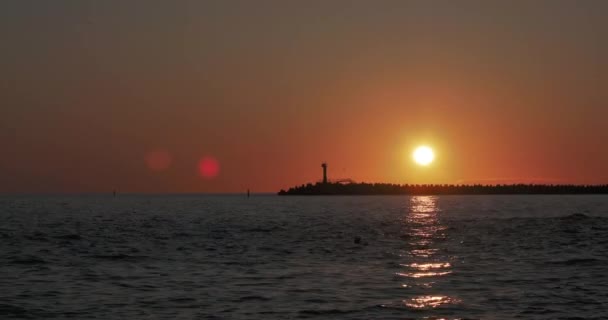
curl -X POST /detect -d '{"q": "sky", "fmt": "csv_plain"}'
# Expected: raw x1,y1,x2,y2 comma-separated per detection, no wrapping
1,0,607,193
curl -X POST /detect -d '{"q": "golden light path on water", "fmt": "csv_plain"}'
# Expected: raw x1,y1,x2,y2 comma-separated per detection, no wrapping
398,196,460,310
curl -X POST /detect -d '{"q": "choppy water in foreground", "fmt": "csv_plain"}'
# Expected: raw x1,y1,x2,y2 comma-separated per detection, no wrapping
1,195,607,319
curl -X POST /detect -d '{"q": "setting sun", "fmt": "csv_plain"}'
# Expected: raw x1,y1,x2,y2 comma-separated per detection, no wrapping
413,146,435,166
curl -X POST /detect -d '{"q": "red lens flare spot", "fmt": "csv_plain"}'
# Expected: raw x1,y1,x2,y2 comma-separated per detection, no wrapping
198,156,219,179
145,150,172,171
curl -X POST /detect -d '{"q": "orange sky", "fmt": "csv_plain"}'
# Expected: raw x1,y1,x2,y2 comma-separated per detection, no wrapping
1,1,607,193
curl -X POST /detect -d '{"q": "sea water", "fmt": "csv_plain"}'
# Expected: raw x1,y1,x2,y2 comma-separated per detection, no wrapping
1,195,607,319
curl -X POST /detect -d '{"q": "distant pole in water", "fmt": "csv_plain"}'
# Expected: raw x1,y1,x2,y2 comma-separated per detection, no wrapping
113,190,116,197
247,189,250,198
321,162,328,184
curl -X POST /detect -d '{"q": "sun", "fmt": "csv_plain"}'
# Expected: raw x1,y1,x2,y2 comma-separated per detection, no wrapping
413,146,435,166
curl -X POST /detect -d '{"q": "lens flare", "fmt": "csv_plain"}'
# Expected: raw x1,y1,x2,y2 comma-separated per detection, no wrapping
145,150,172,171
198,156,220,179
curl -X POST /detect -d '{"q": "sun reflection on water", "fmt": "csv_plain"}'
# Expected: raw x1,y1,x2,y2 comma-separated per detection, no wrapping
407,262,451,270
397,271,452,278
409,248,439,257
404,295,460,309
396,196,460,311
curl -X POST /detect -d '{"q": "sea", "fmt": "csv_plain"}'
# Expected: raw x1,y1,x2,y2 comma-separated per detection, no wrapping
1,194,607,319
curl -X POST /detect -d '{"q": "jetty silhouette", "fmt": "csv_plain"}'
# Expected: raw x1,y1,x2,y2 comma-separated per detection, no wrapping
278,163,608,195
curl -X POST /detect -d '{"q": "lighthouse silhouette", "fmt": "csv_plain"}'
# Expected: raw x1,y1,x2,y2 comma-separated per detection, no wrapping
321,163,328,184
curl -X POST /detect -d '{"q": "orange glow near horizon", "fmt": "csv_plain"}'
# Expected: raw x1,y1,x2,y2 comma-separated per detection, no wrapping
1,2,607,193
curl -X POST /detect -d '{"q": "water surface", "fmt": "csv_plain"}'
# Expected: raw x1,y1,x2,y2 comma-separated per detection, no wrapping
1,195,607,319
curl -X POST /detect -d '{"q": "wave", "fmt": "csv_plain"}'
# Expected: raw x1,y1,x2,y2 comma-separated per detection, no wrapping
244,226,285,233
303,298,328,303
10,255,46,265
24,232,48,241
298,308,358,316
233,295,271,302
559,213,590,220
54,234,82,240
168,297,197,303
548,258,604,266
0,304,30,317
90,254,147,261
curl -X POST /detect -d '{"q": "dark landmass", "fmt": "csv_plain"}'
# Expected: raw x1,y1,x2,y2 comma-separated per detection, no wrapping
278,182,608,195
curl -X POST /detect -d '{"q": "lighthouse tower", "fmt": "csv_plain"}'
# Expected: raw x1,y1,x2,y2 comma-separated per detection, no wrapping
321,163,328,184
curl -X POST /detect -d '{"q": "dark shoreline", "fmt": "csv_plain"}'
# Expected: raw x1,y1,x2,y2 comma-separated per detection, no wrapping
278,182,608,195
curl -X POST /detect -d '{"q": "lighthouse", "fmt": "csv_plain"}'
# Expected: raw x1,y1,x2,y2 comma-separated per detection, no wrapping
321,163,328,184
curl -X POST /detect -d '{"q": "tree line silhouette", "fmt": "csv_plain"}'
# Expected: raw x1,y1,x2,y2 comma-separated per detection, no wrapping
278,182,608,195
